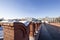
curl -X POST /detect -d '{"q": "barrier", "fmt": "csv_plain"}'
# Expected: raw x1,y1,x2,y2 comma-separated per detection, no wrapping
0,22,29,40
0,21,41,40
14,22,29,40
1,22,14,40
28,22,35,40
28,21,41,40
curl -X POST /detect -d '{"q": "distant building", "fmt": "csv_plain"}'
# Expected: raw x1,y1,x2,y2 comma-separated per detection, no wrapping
21,17,38,21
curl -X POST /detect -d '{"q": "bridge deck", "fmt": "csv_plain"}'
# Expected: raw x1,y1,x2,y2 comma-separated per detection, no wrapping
38,23,60,40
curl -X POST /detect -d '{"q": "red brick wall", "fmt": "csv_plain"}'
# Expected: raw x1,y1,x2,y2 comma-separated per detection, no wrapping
2,23,14,40
14,22,29,40
1,22,29,40
0,22,41,40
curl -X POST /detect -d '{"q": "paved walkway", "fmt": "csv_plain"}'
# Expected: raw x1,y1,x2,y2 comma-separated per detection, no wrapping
38,23,60,40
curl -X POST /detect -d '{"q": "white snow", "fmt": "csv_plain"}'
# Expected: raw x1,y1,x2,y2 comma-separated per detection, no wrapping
19,21,30,26
29,36,35,40
1,20,8,22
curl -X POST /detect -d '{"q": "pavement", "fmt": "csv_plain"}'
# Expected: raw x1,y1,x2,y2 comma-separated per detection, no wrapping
0,39,3,40
38,23,60,40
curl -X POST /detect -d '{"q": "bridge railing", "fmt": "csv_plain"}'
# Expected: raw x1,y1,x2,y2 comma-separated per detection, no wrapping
0,21,41,40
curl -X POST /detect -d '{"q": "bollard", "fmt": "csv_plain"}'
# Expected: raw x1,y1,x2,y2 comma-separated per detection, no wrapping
38,23,41,31
14,22,28,40
1,22,14,40
28,22,35,40
35,23,38,34
34,22,41,35
37,23,41,31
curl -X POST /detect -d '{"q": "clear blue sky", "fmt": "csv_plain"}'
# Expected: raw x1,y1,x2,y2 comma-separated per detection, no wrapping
0,0,60,19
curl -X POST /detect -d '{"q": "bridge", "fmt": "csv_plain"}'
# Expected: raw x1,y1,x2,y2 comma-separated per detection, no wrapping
0,21,41,40
0,21,60,40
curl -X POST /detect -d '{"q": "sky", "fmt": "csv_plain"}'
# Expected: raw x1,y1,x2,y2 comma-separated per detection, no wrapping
0,0,60,19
